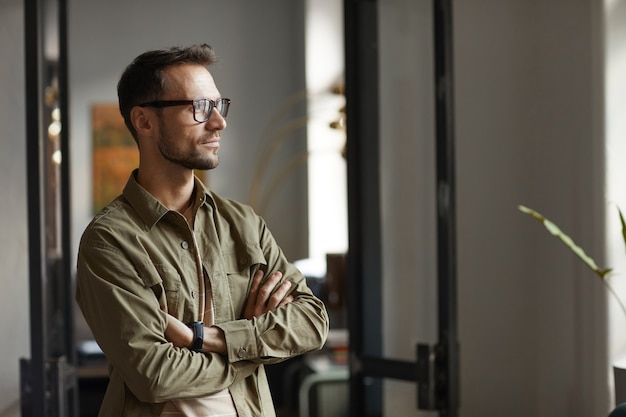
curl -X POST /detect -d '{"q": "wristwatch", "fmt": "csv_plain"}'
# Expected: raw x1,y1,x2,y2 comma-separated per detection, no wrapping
187,321,204,352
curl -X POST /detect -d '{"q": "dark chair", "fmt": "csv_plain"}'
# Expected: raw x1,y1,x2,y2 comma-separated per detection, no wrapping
610,403,626,417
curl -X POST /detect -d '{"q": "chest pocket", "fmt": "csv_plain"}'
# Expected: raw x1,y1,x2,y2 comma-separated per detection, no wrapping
137,261,182,314
223,244,266,315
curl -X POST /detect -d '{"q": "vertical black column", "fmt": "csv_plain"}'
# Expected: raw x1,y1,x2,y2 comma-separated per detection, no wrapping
433,0,459,415
23,0,48,414
21,0,76,415
58,0,78,413
58,0,75,370
344,0,382,415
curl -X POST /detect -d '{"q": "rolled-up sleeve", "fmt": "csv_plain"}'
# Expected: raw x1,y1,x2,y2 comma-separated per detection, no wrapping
214,210,329,365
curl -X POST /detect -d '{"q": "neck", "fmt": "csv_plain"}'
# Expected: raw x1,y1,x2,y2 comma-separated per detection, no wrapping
136,164,196,213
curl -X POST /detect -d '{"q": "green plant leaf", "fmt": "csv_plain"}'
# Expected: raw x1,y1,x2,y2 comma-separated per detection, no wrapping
518,205,612,279
519,204,626,322
619,206,626,257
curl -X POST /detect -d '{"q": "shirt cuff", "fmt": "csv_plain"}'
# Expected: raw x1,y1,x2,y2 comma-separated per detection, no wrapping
214,319,259,363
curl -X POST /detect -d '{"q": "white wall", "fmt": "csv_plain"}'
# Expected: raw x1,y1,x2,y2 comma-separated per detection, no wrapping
0,1,29,417
606,0,626,369
305,0,348,260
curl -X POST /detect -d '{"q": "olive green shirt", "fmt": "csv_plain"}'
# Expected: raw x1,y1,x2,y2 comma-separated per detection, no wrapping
76,171,329,416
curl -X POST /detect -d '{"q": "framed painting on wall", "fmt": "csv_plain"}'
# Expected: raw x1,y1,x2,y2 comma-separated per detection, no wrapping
91,103,138,213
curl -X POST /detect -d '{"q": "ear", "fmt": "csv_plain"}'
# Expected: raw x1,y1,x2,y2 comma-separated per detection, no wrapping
130,106,156,138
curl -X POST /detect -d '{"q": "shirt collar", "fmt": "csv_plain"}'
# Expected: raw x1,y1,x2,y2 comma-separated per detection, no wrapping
122,169,215,229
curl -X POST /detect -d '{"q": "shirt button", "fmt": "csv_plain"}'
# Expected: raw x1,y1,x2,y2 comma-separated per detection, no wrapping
239,257,247,265
237,347,247,358
181,241,189,250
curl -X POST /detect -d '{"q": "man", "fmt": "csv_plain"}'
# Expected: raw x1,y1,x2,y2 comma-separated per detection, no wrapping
76,44,329,417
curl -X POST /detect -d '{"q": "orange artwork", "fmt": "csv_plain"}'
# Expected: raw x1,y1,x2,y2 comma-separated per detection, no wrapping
92,103,138,213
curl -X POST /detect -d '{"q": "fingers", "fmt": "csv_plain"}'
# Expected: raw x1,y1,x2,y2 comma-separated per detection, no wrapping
278,294,295,308
266,280,292,310
247,269,265,302
243,269,295,319
256,271,283,309
241,270,264,320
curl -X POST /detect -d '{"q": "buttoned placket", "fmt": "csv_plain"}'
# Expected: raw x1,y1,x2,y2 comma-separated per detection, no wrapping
177,206,207,322
195,203,233,326
189,227,206,322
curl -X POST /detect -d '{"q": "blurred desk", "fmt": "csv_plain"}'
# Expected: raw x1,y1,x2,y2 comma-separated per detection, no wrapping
298,329,349,417
76,341,108,417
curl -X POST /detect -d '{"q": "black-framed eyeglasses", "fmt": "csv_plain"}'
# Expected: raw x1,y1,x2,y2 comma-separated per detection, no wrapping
139,98,230,123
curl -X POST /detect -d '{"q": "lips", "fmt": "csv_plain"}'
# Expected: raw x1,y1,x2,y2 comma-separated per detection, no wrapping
199,135,220,147
200,132,220,143
201,140,220,148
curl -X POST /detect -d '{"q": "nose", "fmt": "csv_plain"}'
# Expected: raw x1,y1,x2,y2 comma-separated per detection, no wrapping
206,110,227,131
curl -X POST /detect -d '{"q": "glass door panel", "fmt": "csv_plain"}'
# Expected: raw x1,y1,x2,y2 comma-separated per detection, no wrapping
345,0,458,415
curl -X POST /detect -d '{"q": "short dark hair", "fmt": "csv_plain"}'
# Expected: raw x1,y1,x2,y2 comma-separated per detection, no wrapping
117,44,218,140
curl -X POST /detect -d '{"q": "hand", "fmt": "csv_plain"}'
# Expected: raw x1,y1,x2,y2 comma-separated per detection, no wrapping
165,314,193,348
242,270,294,319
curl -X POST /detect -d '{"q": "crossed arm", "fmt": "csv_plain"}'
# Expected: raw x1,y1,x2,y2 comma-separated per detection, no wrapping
164,269,294,353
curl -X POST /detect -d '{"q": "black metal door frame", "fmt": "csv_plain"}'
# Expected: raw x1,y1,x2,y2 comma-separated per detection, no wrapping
21,0,77,415
344,0,459,415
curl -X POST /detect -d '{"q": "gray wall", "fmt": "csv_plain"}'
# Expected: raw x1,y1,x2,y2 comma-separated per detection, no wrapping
0,1,613,417
0,2,29,417
454,0,607,415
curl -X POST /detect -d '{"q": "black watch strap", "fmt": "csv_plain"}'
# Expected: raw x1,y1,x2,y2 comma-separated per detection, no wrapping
187,321,204,352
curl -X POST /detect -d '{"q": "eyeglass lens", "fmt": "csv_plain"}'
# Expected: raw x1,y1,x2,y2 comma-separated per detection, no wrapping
194,98,230,122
